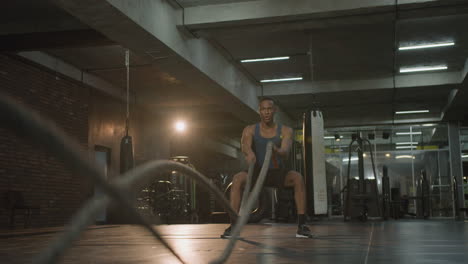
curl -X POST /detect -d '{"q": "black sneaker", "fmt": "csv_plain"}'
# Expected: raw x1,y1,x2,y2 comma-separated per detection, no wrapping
220,225,232,239
296,225,314,238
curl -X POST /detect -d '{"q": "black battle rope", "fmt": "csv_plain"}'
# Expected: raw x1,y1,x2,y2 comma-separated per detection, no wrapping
36,160,237,264
211,141,273,264
240,164,254,217
0,93,273,264
0,94,184,263
0,94,227,263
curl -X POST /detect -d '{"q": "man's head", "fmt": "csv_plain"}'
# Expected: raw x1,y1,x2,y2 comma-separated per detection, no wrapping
258,97,277,124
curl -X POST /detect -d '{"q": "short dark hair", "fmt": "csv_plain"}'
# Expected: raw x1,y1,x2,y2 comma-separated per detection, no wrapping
259,97,276,105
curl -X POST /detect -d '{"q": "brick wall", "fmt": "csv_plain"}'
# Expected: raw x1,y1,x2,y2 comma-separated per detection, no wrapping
0,54,91,228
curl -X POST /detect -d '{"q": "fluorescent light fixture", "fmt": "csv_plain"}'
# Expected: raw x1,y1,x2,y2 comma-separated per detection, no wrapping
396,132,422,135
343,157,359,162
396,146,417,149
462,154,468,158
396,155,415,159
399,41,454,50
400,65,447,73
325,136,343,139
260,77,303,83
396,142,419,145
241,56,290,63
422,123,436,127
395,110,429,115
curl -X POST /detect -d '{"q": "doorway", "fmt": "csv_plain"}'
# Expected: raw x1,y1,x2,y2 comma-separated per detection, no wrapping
94,145,111,224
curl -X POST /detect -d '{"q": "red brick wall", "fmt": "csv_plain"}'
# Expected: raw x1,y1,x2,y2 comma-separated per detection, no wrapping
0,54,91,228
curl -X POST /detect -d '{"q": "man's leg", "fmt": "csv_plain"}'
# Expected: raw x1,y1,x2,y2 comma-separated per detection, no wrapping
283,171,306,214
230,171,248,213
221,171,247,238
284,170,314,238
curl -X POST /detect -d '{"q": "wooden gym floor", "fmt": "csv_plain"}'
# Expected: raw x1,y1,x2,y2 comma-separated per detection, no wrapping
1,220,467,263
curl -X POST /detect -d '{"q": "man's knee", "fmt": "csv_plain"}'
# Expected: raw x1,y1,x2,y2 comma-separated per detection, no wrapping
291,171,304,187
232,171,247,189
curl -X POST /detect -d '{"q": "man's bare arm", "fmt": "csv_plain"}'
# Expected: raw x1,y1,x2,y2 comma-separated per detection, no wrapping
275,126,293,158
241,125,256,164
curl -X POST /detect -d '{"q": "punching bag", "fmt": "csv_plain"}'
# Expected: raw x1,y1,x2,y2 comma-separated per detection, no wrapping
120,133,134,173
120,50,134,173
302,109,328,216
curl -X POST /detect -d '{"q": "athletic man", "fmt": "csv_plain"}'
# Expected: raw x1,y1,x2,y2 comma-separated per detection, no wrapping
222,97,313,238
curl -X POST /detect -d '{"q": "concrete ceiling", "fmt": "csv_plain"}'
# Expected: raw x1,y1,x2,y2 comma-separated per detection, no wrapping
177,0,257,8
185,0,468,126
2,0,468,136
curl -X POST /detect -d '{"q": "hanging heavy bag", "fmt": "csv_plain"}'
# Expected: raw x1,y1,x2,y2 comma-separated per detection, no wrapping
120,50,134,173
120,131,134,173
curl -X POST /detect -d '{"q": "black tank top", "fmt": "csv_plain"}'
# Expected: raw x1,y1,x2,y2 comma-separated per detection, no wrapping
253,123,283,169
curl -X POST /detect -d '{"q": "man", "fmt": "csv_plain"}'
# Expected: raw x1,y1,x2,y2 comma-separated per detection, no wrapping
222,97,313,238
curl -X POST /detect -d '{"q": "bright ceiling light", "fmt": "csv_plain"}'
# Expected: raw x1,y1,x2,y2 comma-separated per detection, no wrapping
395,110,429,114
241,56,290,63
325,136,343,139
396,146,417,149
174,120,186,132
260,77,303,83
343,157,359,162
462,154,468,158
396,155,415,159
396,132,422,135
396,142,419,145
422,123,436,127
400,65,447,73
385,153,391,157
399,41,454,50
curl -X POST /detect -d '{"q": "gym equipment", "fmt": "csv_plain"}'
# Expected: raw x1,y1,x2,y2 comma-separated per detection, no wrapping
417,170,430,219
274,188,296,222
453,176,468,217
170,156,197,222
382,166,390,220
137,156,199,224
302,109,328,216
343,133,381,221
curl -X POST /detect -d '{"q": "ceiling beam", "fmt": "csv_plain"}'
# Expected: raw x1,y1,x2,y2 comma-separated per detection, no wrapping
184,0,441,29
186,0,468,38
263,71,462,96
0,30,116,51
325,116,442,128
50,0,293,126
441,58,468,121
17,51,125,100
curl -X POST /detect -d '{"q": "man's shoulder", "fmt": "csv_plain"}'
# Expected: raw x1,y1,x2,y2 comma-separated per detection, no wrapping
280,124,293,132
244,124,256,134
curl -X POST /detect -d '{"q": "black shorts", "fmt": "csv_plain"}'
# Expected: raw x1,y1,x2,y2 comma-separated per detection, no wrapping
248,167,290,188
